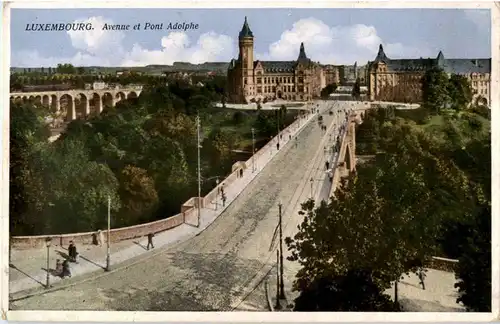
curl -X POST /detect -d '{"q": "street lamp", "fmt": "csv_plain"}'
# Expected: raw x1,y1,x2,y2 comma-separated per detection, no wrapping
215,177,220,210
278,203,286,301
106,195,111,271
45,237,52,289
196,114,202,227
251,127,256,173
310,177,314,199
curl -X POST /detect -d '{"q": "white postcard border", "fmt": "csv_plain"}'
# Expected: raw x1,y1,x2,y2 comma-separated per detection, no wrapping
1,1,499,322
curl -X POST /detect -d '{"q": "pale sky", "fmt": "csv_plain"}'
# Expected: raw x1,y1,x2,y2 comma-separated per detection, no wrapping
10,8,491,67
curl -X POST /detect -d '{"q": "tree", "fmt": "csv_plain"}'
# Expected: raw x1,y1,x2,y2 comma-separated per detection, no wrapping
294,270,397,311
321,83,338,99
352,78,361,99
286,116,481,310
447,74,473,111
421,67,449,114
21,138,121,234
454,203,491,312
117,166,159,225
10,102,52,235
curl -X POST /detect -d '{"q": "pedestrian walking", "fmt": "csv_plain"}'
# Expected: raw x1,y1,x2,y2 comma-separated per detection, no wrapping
68,241,78,262
239,169,243,178
62,259,71,278
418,268,426,290
147,232,155,250
289,134,291,141
325,161,330,170
221,183,225,196
222,193,227,207
276,142,280,150
97,229,103,247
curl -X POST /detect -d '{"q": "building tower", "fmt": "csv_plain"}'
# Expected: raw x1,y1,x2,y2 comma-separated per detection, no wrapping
239,17,255,100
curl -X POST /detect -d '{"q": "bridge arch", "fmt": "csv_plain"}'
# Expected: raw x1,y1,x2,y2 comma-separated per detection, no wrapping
127,91,138,100
60,94,74,121
90,93,102,115
42,95,50,107
115,91,126,102
50,94,59,112
34,95,42,105
102,92,114,108
74,93,89,119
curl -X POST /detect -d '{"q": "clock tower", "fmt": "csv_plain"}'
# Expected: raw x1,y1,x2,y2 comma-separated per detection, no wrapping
238,17,255,100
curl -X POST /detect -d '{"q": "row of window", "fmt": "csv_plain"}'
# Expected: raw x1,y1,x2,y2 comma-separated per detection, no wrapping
255,85,304,93
472,81,489,87
471,74,489,80
254,76,304,84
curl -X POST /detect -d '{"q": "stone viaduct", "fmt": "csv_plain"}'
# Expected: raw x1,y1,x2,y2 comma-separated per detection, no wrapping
10,87,142,122
329,110,360,196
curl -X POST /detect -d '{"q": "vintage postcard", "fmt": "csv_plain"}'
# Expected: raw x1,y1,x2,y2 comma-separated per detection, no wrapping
2,1,498,322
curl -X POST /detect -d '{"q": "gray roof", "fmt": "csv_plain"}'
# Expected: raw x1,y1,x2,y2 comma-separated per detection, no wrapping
256,60,296,73
239,17,254,39
386,59,436,72
440,58,491,74
370,44,491,74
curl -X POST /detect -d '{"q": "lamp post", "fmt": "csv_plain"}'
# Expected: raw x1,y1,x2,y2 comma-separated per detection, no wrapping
215,177,220,210
251,127,256,173
45,237,52,289
106,195,111,271
310,177,314,199
275,249,281,310
278,203,286,301
196,114,202,227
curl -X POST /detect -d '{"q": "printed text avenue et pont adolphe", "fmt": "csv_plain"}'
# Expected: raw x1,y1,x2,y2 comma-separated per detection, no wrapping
25,22,199,32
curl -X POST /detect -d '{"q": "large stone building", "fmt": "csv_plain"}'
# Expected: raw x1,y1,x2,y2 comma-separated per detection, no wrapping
227,17,325,103
368,44,491,105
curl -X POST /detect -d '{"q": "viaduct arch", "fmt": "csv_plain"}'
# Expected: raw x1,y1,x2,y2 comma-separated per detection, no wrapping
10,88,142,122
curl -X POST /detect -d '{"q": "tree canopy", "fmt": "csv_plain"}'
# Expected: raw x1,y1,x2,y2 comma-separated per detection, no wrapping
286,106,490,311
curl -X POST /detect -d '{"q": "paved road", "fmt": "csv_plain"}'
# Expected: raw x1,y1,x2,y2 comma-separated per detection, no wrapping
11,101,348,311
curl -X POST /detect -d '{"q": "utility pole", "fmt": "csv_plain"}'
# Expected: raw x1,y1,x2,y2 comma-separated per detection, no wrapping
251,127,256,172
196,114,201,227
275,249,281,310
310,178,314,199
278,203,286,300
106,195,111,271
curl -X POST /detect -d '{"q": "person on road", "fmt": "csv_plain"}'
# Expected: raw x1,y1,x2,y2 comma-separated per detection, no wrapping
97,229,103,247
276,142,280,150
325,161,330,170
62,259,71,278
222,193,227,207
221,183,225,196
418,267,426,290
239,169,243,178
68,241,77,262
147,232,155,250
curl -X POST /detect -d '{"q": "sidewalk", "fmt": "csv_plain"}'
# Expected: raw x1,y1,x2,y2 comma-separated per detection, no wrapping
9,109,318,297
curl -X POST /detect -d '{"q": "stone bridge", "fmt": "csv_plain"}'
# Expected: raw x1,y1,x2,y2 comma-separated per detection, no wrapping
10,88,142,122
329,110,360,196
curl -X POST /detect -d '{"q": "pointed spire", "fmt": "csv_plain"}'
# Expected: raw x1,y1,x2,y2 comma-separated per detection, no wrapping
239,16,254,39
436,50,445,67
375,44,388,62
297,42,308,61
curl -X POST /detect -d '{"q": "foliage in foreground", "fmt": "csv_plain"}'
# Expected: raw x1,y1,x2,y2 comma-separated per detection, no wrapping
286,108,490,311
